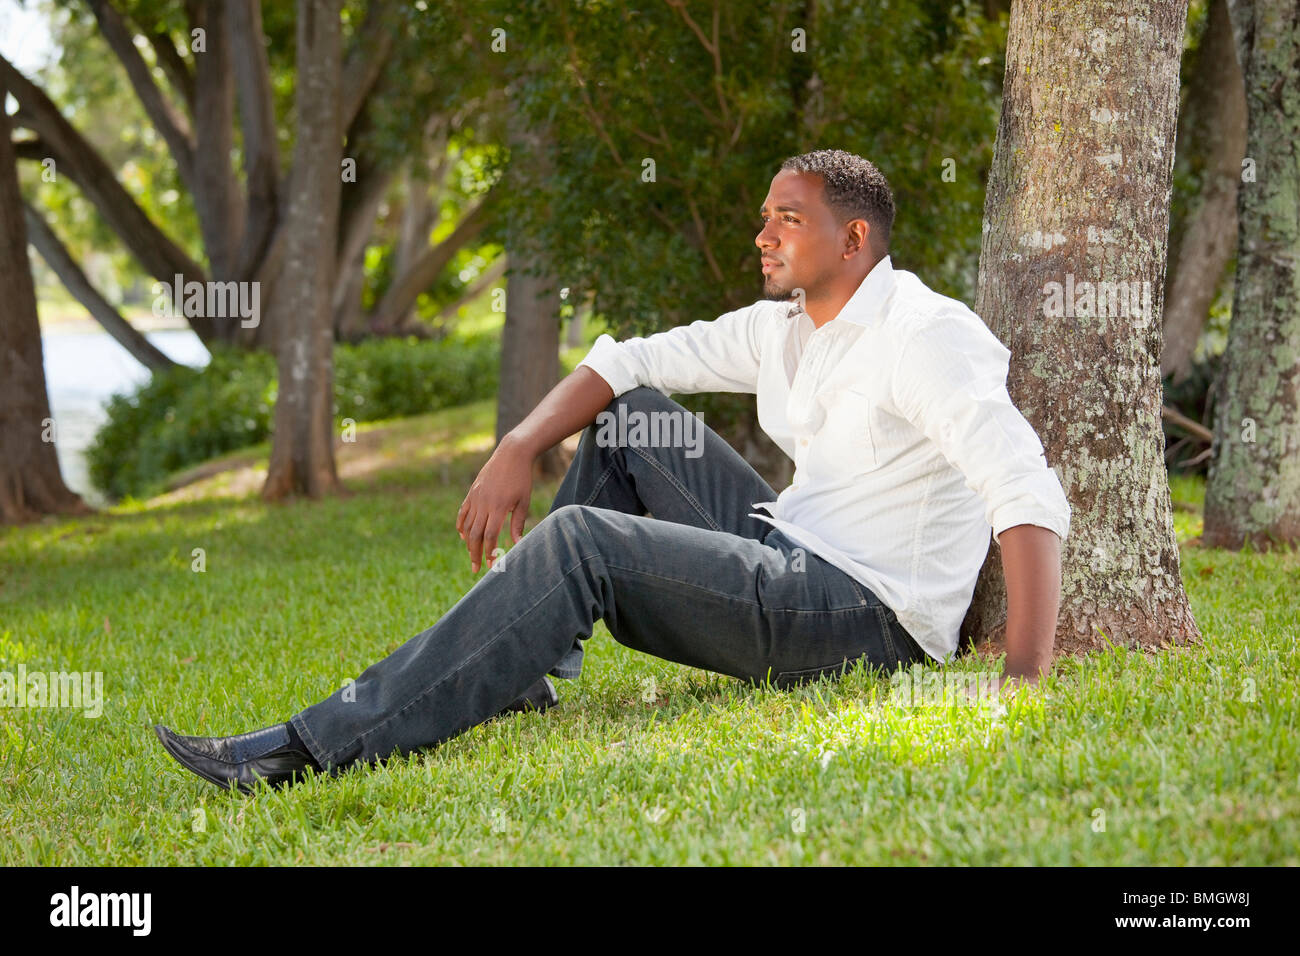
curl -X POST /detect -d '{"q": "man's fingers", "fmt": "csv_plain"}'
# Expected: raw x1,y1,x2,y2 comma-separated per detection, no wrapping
510,505,527,545
483,512,505,568
458,500,476,541
466,511,489,573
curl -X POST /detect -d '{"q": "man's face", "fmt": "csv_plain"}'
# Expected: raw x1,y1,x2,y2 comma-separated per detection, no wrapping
755,169,847,302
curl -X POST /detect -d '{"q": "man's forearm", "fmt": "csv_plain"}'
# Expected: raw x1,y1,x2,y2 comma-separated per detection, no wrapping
998,523,1063,683
502,365,616,459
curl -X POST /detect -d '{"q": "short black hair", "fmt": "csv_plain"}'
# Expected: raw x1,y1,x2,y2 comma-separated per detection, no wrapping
779,149,895,257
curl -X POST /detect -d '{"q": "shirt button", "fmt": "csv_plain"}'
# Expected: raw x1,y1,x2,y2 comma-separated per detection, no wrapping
800,438,808,446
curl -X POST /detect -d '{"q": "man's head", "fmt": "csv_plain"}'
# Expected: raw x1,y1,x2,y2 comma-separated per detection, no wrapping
756,149,895,303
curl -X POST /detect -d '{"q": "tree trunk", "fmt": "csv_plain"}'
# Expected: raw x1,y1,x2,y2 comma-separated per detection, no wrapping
0,85,89,523
262,0,344,501
1161,0,1247,383
498,108,565,479
566,295,586,349
189,1,242,291
388,164,437,331
1202,0,1300,549
330,158,391,337
499,258,564,475
962,0,1200,658
332,245,369,342
228,0,280,283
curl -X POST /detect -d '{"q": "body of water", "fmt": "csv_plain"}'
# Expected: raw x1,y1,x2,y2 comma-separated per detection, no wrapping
42,325,209,507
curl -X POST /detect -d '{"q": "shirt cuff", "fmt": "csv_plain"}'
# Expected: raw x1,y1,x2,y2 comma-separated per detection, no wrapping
990,467,1071,545
992,512,1070,546
575,333,640,398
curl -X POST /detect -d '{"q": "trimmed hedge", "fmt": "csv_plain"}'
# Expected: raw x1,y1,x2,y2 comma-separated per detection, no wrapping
87,333,499,500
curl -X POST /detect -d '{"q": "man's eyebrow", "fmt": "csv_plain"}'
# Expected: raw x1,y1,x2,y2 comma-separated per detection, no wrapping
759,203,803,214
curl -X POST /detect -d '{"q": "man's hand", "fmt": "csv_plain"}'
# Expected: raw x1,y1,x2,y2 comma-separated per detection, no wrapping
456,433,535,574
963,671,1034,704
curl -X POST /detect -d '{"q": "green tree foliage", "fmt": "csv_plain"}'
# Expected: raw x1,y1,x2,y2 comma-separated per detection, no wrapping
475,0,1007,340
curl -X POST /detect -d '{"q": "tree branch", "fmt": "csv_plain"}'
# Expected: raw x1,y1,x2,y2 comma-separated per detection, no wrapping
341,0,398,132
87,0,195,189
663,0,731,129
560,17,624,167
1,53,209,292
11,137,47,163
227,0,280,281
1162,404,1213,444
145,27,195,112
189,0,241,279
428,254,506,328
368,189,497,332
23,203,179,372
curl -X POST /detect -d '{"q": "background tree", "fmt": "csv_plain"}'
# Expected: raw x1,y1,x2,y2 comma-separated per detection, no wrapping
962,0,1201,657
1202,0,1300,549
480,0,1007,487
261,0,344,500
1161,0,1247,385
0,75,88,523
4,0,497,351
488,22,567,481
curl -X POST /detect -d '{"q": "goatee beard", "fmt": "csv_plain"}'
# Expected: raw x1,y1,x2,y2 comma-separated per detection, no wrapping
760,279,795,302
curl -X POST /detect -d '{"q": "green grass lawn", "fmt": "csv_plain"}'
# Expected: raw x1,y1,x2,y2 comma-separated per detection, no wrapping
1,412,1296,865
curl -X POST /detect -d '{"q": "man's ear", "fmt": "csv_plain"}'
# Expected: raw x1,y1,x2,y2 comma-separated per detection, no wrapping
844,219,871,258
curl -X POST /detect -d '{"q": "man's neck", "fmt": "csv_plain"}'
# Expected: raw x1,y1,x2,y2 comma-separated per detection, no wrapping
800,257,880,328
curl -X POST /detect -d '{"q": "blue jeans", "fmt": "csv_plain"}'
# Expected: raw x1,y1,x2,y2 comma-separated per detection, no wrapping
291,386,926,772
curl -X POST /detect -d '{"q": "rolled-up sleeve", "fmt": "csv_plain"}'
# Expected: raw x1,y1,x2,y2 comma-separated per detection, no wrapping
575,302,768,398
889,308,1071,546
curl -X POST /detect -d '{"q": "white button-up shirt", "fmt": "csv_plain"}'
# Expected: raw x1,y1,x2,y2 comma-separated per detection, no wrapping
574,254,1071,663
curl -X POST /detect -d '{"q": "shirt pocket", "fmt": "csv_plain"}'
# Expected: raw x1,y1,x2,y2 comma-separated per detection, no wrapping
813,385,878,474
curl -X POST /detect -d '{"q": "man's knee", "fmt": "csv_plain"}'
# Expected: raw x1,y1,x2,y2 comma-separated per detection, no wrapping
537,503,592,538
593,386,704,456
538,502,639,548
606,385,677,414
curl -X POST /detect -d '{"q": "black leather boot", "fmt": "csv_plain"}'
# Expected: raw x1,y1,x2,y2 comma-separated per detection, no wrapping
492,675,559,718
154,722,321,794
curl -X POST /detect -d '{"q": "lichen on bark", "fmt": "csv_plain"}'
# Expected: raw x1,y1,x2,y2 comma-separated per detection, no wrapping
1202,0,1300,549
962,0,1201,659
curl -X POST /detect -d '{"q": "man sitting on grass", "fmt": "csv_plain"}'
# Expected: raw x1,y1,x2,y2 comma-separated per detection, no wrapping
155,148,1070,793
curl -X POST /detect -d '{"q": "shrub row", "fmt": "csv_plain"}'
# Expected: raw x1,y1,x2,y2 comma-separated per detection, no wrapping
87,334,499,500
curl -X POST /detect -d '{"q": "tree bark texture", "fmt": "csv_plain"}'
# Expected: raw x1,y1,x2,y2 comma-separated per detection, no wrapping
262,0,344,501
1202,0,1300,548
962,0,1201,657
0,88,88,523
498,105,565,479
1161,0,1247,383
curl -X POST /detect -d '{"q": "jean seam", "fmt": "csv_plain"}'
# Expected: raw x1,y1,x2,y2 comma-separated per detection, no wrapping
580,456,620,507
625,444,723,532
874,603,900,665
775,654,893,684
601,559,878,616
602,561,762,608
776,659,854,680
326,546,603,765
290,713,330,770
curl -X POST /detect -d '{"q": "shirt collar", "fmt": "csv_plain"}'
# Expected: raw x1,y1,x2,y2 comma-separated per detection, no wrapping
834,254,896,328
